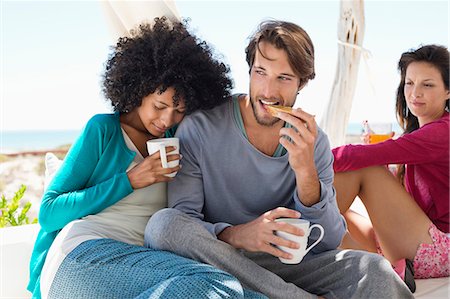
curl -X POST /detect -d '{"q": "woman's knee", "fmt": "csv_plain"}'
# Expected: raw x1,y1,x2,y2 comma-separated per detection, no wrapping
359,165,393,182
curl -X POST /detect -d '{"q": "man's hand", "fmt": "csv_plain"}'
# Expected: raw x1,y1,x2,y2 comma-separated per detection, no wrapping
218,207,304,260
276,108,320,206
276,108,317,172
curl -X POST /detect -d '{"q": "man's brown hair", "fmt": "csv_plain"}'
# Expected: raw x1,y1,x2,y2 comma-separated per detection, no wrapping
245,19,315,88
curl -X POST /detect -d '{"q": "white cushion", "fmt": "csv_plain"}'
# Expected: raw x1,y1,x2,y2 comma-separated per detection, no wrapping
44,152,63,190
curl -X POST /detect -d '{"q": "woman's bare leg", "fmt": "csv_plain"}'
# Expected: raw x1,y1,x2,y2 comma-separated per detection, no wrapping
334,166,433,263
340,210,377,253
334,170,377,252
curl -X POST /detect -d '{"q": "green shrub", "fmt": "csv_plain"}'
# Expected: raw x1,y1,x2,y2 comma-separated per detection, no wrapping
0,185,38,228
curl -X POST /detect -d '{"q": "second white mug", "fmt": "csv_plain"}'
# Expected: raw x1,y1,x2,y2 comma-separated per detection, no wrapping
274,218,324,264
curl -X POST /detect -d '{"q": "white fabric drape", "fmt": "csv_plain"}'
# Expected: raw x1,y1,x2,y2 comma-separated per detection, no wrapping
100,0,180,41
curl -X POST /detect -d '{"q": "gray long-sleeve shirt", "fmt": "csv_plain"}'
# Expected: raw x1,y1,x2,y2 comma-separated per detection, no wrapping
169,97,346,254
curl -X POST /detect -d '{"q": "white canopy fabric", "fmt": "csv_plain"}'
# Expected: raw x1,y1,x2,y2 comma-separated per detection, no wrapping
100,0,180,41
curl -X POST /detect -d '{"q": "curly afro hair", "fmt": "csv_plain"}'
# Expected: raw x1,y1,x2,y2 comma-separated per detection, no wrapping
103,17,233,115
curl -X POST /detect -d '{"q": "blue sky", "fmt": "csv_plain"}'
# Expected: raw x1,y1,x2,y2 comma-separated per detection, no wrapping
2,0,449,131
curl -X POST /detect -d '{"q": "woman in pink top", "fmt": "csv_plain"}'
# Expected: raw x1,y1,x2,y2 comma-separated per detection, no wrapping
332,45,449,286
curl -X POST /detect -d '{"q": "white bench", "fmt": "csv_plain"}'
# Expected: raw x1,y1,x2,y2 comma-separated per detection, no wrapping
1,224,39,298
1,223,448,298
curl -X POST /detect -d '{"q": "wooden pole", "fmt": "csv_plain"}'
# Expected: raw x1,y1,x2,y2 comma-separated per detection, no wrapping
320,0,365,147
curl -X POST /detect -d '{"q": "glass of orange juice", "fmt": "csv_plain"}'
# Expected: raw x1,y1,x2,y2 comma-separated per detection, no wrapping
368,123,393,144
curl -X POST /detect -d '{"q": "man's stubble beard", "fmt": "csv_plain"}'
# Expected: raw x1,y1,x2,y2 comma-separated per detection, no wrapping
249,95,282,127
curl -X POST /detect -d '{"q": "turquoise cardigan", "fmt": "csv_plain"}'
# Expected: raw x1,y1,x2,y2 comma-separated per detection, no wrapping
27,112,174,298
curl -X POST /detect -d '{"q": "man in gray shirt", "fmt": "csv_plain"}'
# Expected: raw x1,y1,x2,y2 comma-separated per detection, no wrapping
145,20,413,299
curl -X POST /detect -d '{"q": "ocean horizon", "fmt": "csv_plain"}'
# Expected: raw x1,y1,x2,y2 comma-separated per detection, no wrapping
1,130,81,154
1,122,402,154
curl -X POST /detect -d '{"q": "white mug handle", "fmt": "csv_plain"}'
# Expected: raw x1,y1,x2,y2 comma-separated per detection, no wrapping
303,224,325,256
159,144,168,168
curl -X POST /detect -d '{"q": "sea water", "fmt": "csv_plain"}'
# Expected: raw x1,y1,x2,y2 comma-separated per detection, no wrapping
0,123,402,154
1,130,80,154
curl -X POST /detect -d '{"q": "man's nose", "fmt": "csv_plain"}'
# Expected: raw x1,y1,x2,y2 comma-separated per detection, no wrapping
261,78,279,99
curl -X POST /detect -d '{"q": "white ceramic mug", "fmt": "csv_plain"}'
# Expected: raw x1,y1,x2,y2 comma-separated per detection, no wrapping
274,218,325,264
146,137,180,178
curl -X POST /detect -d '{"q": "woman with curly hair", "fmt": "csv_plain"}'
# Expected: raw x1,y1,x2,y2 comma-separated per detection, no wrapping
333,44,449,291
28,17,264,299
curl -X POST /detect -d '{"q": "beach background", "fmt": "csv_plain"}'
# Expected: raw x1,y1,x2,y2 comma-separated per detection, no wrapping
0,123,401,220
0,131,76,221
1,0,447,222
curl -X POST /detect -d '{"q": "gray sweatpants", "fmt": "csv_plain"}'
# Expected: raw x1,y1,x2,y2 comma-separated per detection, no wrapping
145,208,413,299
